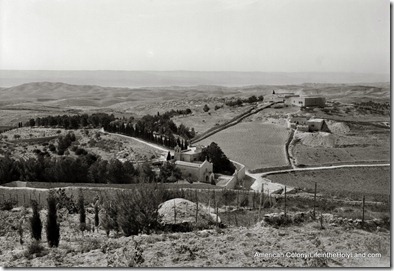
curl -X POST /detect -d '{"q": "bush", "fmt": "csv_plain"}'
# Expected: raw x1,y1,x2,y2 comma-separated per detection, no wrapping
46,191,60,247
105,186,164,237
0,198,17,211
203,104,210,112
30,200,42,241
75,148,88,156
48,144,56,153
25,240,46,257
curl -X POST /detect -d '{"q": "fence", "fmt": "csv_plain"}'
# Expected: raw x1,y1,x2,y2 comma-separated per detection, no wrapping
0,183,388,231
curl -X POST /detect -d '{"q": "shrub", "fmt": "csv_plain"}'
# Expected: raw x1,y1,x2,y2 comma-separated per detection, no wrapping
0,198,17,211
25,240,46,258
30,200,42,241
75,148,88,156
46,191,60,247
106,187,164,237
203,104,210,112
48,144,56,153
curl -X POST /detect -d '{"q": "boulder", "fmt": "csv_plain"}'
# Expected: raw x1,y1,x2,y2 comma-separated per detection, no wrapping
158,198,220,226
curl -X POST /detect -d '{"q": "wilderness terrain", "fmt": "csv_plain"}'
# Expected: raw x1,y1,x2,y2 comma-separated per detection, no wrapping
0,80,390,267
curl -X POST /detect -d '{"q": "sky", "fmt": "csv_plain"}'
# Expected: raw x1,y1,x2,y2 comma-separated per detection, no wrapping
0,0,390,73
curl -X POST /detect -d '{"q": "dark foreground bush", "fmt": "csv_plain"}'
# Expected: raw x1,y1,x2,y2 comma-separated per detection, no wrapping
25,240,46,258
0,198,17,211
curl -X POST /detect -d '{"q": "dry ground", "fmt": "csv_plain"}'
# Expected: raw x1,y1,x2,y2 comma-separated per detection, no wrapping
0,127,162,162
0,208,389,268
267,167,390,202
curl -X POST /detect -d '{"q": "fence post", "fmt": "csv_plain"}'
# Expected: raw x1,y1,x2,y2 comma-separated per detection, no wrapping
284,186,287,218
213,190,216,214
247,190,250,210
313,182,317,219
216,203,219,227
320,212,324,230
258,187,263,222
236,190,239,209
173,199,177,224
362,195,365,228
195,190,199,225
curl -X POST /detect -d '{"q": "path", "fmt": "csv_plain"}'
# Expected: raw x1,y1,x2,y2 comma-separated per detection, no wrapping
106,131,173,157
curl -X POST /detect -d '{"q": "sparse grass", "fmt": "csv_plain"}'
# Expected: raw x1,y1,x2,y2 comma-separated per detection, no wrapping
268,167,390,201
79,237,102,253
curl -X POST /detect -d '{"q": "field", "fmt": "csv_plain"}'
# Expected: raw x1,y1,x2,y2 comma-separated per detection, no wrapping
200,122,290,170
292,122,390,166
267,167,390,201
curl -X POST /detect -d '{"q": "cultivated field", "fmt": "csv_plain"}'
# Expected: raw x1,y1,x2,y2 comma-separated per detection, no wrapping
292,122,390,167
200,122,290,170
267,167,390,201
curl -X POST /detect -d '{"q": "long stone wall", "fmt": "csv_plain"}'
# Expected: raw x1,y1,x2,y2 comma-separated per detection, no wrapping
222,160,246,189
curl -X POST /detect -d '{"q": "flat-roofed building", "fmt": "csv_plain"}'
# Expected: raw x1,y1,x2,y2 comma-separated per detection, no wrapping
290,96,326,107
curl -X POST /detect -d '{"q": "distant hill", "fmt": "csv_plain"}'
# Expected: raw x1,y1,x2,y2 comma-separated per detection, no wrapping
0,70,389,88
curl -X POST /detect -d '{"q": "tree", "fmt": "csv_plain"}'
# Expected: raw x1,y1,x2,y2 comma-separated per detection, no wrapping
30,200,42,241
202,142,236,175
46,191,60,247
258,95,264,102
166,151,171,161
94,198,100,229
247,95,258,103
29,119,36,127
203,104,210,112
78,191,86,233
159,162,182,183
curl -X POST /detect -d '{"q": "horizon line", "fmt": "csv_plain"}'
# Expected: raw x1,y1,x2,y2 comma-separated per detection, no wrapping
0,69,389,75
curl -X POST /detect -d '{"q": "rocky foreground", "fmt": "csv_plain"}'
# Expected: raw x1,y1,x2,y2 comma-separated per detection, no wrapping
0,207,389,268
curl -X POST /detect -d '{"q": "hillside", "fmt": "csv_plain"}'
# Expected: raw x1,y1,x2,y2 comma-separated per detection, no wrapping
0,70,389,88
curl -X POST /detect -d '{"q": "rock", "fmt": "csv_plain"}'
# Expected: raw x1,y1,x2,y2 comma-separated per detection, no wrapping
354,219,362,224
158,198,220,226
373,218,383,226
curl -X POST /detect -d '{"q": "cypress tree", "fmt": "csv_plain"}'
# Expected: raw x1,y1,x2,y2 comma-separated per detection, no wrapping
78,191,86,233
30,200,42,241
46,191,60,247
94,199,99,228
166,151,171,161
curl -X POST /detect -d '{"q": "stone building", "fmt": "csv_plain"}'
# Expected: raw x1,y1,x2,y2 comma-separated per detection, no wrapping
173,145,214,184
290,96,326,108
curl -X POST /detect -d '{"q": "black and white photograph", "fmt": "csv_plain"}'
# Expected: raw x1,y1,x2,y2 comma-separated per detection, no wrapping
0,0,390,268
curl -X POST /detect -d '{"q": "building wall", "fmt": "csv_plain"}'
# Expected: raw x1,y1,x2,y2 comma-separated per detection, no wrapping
175,160,213,183
307,120,324,132
304,97,326,107
289,116,309,125
290,97,326,107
